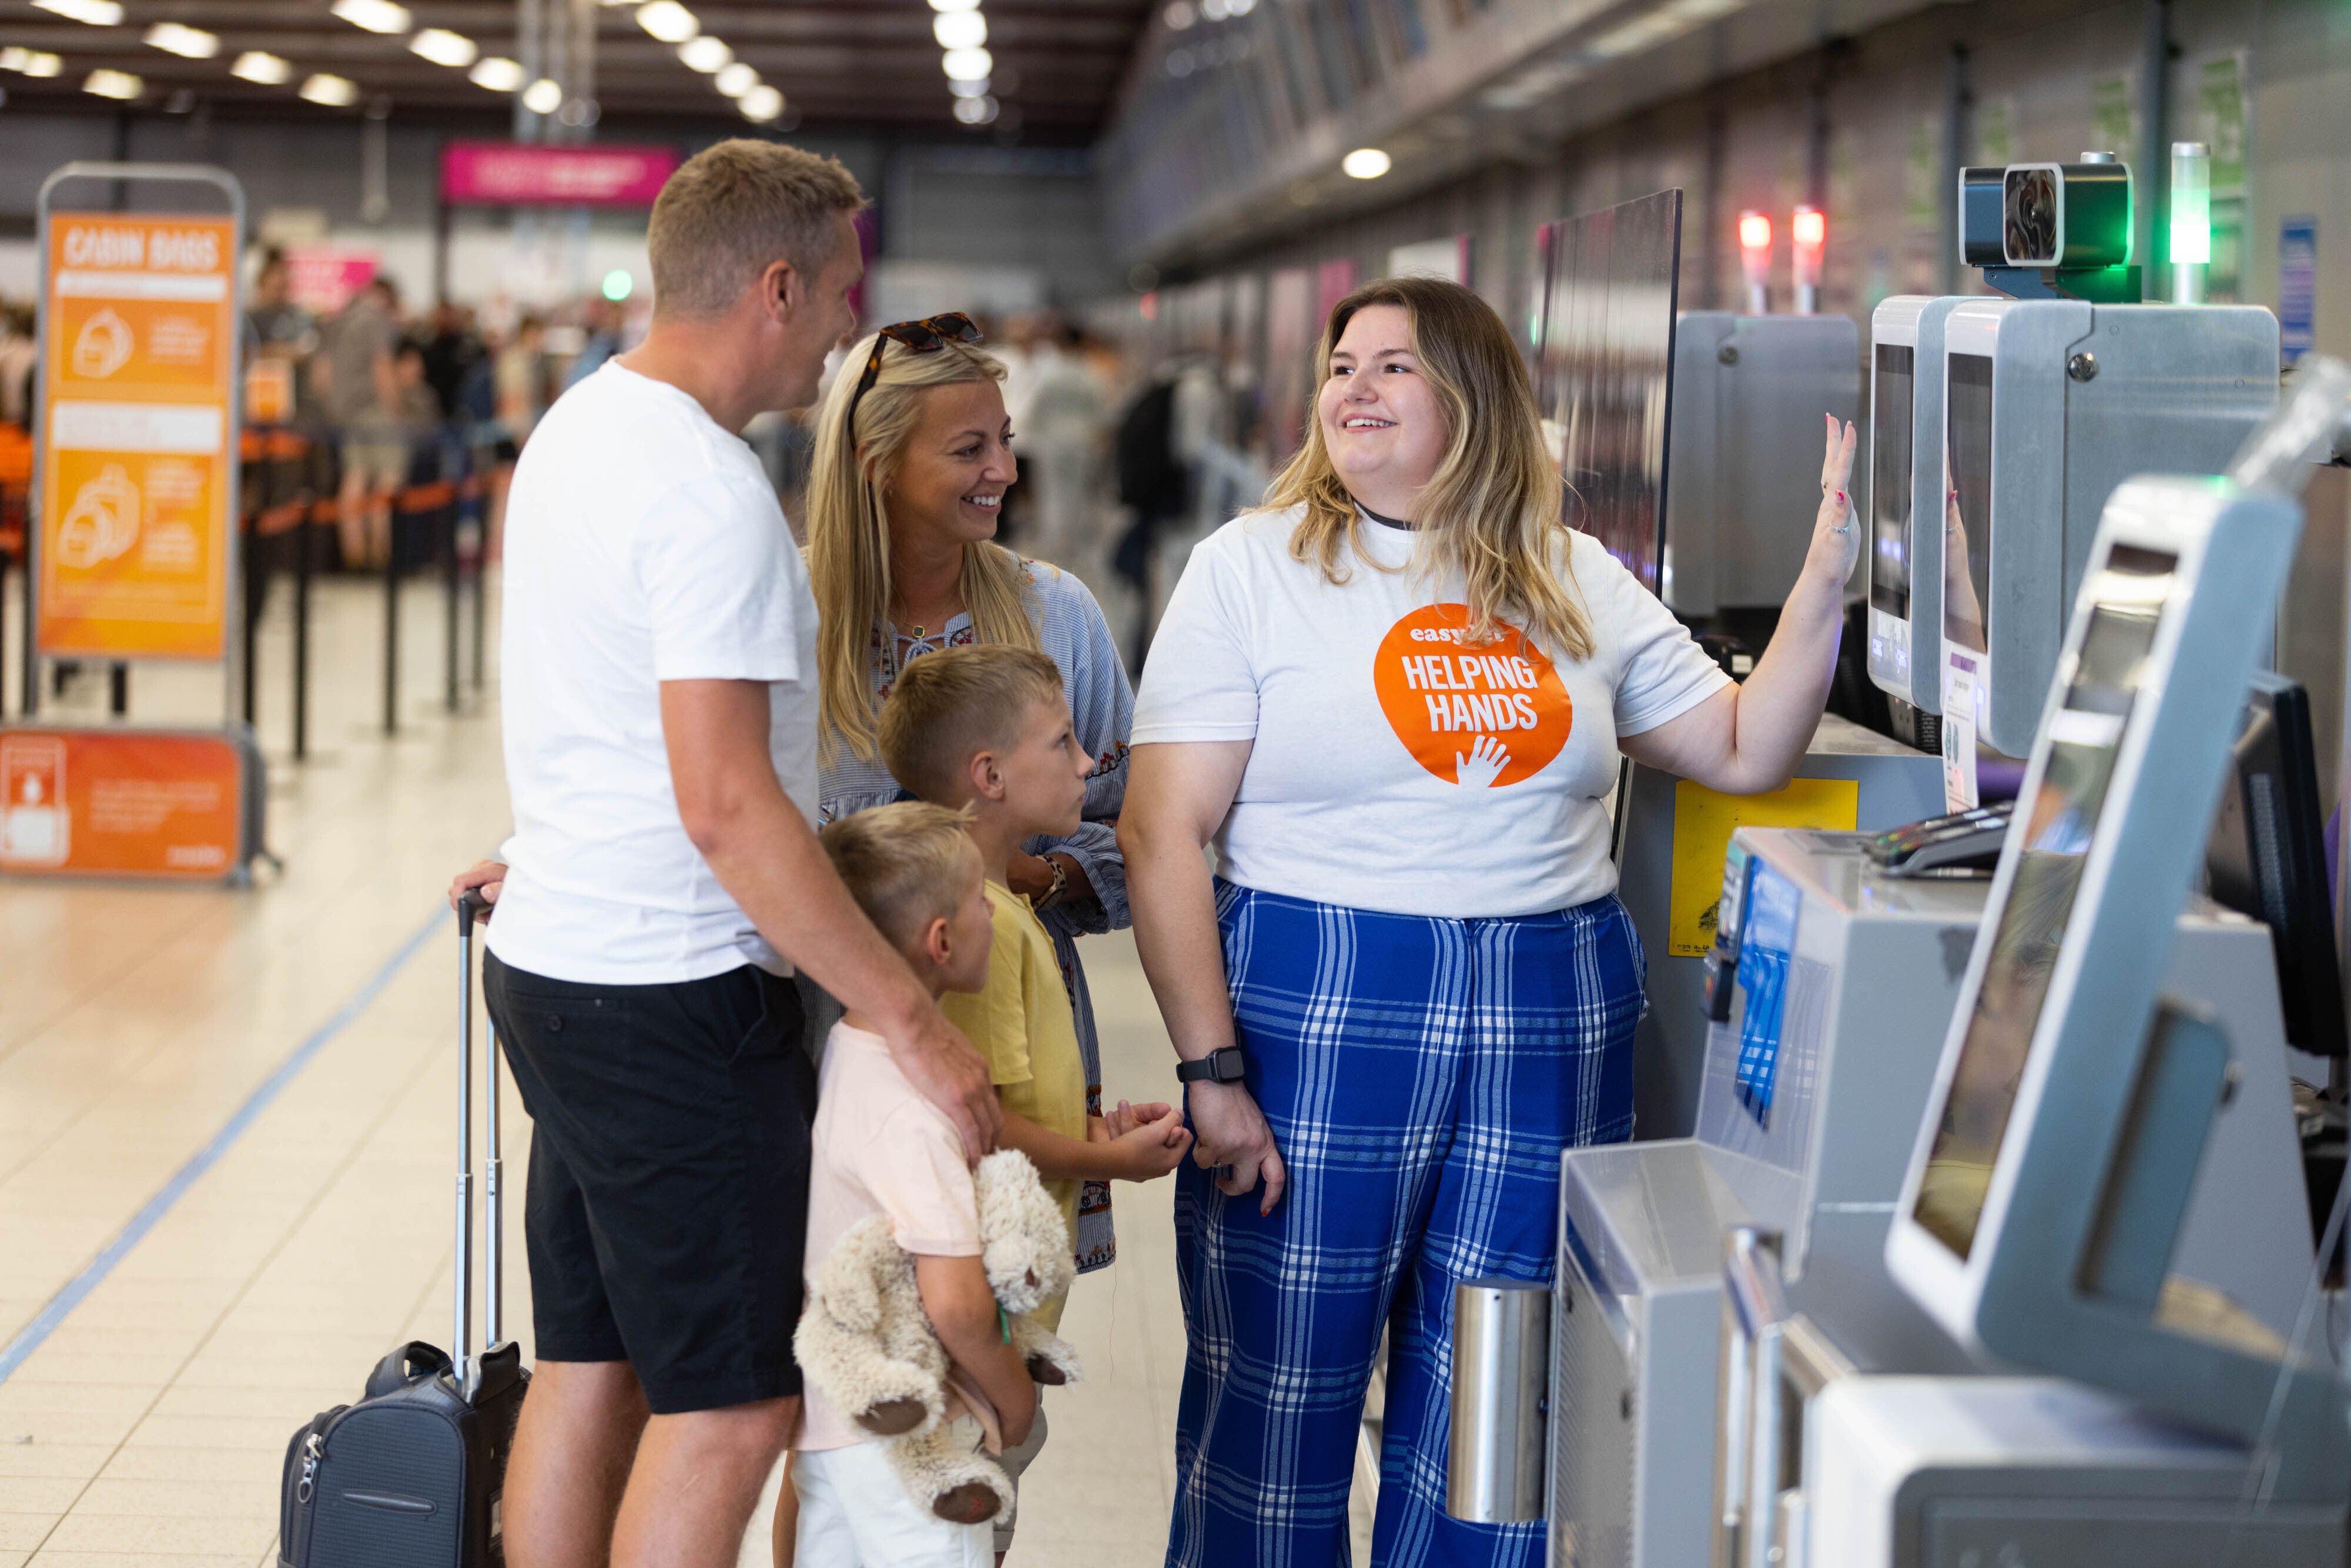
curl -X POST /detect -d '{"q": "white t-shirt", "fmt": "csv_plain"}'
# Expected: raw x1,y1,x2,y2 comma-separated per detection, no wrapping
487,361,820,984
1131,505,1730,919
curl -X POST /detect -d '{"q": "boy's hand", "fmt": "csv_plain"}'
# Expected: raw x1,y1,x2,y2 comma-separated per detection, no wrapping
1104,1106,1193,1181
1108,1099,1184,1143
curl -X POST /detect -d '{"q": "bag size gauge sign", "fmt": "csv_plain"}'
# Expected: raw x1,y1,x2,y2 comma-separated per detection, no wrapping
38,209,237,660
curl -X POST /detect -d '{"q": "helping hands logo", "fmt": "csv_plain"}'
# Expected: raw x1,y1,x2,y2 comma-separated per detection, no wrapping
1372,604,1572,788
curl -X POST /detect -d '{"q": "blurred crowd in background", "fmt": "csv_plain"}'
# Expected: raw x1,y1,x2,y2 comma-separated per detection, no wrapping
0,256,1230,671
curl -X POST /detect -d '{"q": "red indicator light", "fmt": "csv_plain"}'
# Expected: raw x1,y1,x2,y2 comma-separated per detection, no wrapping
1792,206,1826,248
1739,212,1772,252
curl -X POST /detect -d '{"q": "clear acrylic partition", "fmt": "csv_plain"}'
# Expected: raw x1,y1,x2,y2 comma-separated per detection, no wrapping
1539,188,1684,595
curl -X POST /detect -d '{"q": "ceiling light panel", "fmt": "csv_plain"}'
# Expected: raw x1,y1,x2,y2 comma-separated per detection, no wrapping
230,50,293,83
410,28,477,67
522,76,561,113
933,11,985,49
84,68,142,98
469,55,524,91
145,23,220,58
949,75,989,98
714,61,756,96
635,1,698,42
678,35,730,71
35,0,125,26
940,46,991,79
740,82,782,121
300,72,360,104
930,0,980,11
330,0,410,33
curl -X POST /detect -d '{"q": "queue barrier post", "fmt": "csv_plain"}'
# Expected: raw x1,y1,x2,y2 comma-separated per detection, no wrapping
383,496,401,736
293,481,313,760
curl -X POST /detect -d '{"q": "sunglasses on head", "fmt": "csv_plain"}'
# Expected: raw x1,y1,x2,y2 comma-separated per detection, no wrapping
844,312,984,437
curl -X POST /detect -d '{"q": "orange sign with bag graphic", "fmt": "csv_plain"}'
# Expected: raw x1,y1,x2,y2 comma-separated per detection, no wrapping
0,728,252,880
38,213,237,660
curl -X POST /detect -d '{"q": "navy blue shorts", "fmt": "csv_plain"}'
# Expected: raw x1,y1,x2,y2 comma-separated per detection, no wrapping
487,954,813,1415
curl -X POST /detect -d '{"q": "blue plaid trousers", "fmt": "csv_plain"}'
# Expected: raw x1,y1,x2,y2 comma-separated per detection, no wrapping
1167,880,1646,1568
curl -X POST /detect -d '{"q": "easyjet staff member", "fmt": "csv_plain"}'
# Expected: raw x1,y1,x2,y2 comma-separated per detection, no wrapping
1120,275,1858,1568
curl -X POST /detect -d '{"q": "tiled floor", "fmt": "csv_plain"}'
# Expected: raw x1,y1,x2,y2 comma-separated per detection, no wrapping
0,569,1378,1566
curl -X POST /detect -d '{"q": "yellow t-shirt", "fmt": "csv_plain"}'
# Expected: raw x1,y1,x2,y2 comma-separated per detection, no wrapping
940,879,1086,1329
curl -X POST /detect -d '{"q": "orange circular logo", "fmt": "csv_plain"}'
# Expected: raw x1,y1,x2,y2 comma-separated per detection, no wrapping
1372,604,1573,788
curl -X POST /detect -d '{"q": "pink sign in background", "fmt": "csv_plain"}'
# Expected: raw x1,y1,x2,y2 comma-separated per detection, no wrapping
440,142,682,207
283,246,380,313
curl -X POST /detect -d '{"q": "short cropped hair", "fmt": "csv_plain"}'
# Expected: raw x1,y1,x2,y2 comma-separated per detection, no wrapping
878,646,1066,806
820,801,979,949
647,138,865,320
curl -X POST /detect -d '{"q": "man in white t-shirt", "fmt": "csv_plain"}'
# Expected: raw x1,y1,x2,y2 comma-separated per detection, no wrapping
453,140,997,1568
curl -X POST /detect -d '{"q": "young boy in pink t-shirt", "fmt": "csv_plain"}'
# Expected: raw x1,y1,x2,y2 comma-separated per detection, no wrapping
792,802,1037,1567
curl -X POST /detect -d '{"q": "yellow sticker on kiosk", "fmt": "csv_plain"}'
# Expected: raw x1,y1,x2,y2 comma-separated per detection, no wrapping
38,213,236,661
1665,777,1859,957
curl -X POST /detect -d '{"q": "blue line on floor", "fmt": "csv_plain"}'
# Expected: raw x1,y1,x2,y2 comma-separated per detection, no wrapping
0,901,450,1386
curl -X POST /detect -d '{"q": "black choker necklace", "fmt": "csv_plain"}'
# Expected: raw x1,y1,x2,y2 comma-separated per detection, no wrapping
1359,502,1415,531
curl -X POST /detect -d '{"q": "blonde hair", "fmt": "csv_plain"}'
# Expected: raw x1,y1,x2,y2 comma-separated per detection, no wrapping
647,139,865,319
878,645,1066,806
820,801,980,949
1264,276,1594,662
807,332,1042,764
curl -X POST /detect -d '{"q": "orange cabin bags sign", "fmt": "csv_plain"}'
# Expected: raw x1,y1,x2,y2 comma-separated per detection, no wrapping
38,213,238,661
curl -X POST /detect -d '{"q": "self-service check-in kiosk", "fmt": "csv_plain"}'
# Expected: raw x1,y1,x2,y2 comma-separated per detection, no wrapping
1934,295,2278,777
1865,296,1966,739
1550,832,2308,1568
1663,313,1860,624
1710,364,2351,1568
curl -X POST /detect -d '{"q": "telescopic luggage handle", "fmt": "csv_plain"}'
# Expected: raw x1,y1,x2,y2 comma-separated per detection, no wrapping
455,890,505,1402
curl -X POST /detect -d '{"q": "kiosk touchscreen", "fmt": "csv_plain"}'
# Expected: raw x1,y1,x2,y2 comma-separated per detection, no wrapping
1933,298,2277,775
1886,470,2349,1496
1864,296,1964,721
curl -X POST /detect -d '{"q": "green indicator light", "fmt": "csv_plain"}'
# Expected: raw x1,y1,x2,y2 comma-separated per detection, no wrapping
602,269,634,301
2170,143,2211,266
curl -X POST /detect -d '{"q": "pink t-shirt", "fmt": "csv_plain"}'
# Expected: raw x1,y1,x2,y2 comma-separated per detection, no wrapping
795,1022,983,1453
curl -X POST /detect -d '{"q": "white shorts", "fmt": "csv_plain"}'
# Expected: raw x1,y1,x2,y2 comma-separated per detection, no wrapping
795,1424,992,1568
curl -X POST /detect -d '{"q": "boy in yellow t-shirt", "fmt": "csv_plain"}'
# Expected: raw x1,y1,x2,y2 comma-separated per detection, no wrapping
878,646,1192,1336
879,645,1191,1560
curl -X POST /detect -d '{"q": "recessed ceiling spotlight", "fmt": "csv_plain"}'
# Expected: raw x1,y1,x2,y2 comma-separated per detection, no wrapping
522,76,562,113
948,75,989,98
940,46,991,79
469,56,524,91
714,61,757,96
410,29,477,67
83,67,142,98
932,10,985,49
34,0,125,26
299,72,360,105
231,51,293,83
144,23,220,58
330,0,410,33
1341,146,1391,179
739,83,783,122
952,94,998,125
635,1,698,42
1164,1,1197,29
678,35,731,71
929,0,979,11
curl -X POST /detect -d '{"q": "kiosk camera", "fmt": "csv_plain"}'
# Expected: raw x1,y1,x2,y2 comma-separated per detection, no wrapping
1663,313,1860,621
1865,296,1964,728
1878,371,2351,1542
1935,294,2277,769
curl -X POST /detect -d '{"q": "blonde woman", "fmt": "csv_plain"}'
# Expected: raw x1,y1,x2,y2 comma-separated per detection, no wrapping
1120,276,1857,1568
807,314,1134,1285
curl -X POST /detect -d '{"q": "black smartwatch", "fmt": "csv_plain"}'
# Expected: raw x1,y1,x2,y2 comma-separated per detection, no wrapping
1176,1047,1247,1085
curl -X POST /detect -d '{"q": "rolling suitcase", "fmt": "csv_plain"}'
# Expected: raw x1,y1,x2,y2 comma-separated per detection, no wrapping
279,891,530,1567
